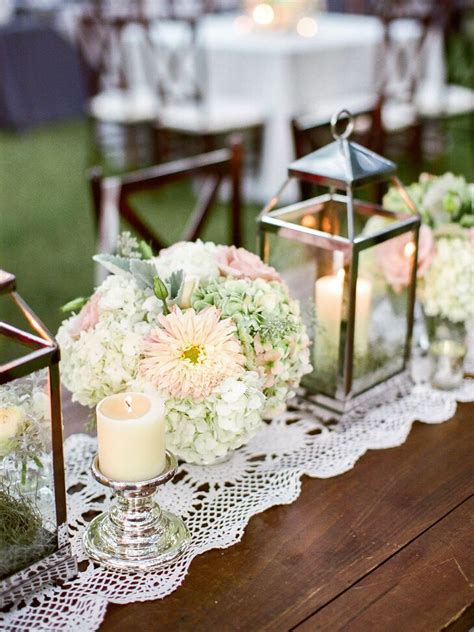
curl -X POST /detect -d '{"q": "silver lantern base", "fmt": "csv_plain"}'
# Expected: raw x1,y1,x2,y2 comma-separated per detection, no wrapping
304,370,412,419
83,451,190,572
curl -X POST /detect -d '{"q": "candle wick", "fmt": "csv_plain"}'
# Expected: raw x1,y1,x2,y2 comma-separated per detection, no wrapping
124,396,133,414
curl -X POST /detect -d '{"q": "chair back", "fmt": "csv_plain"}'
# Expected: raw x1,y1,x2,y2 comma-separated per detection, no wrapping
75,0,159,97
89,137,244,256
373,1,434,105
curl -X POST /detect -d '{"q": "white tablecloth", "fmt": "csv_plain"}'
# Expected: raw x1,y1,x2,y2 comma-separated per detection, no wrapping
62,8,445,202
196,13,444,201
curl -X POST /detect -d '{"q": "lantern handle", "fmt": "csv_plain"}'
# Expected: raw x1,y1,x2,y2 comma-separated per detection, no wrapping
330,109,354,140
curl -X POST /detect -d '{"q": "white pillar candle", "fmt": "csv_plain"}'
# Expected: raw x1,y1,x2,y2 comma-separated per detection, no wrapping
96,392,166,482
314,271,372,360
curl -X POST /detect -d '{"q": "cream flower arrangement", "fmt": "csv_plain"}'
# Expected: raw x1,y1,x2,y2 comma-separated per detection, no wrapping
57,235,311,464
0,372,50,483
381,172,474,323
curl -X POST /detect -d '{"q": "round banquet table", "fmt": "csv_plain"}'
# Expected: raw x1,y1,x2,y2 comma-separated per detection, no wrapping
61,392,474,632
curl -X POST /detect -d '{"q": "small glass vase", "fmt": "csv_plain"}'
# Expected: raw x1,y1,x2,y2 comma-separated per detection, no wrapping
426,317,467,390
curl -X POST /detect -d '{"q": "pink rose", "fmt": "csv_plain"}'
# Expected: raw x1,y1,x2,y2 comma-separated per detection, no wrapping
70,292,101,338
376,225,435,293
216,246,282,282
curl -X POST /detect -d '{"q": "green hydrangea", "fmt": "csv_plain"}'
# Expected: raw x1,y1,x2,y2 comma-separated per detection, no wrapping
383,173,473,228
192,278,311,417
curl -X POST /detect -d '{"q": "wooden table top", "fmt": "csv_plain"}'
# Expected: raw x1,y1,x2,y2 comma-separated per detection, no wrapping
63,394,474,632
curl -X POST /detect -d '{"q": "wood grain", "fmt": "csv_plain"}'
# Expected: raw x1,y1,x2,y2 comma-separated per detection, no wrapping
62,401,470,632
296,496,474,632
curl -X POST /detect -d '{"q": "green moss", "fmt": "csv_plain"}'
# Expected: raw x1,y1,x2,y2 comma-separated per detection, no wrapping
0,482,55,578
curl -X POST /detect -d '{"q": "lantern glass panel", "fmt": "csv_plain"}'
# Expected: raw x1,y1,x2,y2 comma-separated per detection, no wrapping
0,369,58,582
259,113,420,413
0,272,76,607
260,194,419,409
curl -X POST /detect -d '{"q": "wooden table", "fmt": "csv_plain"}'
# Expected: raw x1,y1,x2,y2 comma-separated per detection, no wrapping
64,395,474,631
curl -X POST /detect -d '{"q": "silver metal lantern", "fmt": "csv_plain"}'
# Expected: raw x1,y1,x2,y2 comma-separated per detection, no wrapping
0,271,77,608
258,110,421,414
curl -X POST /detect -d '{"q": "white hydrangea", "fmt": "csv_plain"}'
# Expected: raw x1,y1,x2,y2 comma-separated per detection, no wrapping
153,240,220,282
163,372,266,465
57,275,161,407
419,235,474,323
58,240,312,464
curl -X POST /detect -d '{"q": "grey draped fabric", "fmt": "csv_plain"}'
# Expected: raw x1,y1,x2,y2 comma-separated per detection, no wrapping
0,16,86,130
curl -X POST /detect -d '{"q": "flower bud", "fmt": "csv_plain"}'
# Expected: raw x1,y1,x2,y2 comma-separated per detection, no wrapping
153,276,168,301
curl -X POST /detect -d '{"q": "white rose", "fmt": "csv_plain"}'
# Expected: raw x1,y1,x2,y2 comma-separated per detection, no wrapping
0,406,22,441
0,406,23,456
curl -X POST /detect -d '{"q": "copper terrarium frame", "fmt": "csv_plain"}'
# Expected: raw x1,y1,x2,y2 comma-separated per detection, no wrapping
0,270,77,609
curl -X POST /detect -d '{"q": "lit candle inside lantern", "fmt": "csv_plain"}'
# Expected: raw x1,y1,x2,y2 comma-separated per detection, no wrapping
404,241,416,259
314,268,372,362
96,392,166,482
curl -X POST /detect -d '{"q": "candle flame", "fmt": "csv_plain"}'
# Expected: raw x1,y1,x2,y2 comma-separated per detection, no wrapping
404,242,415,258
124,395,133,414
301,214,317,228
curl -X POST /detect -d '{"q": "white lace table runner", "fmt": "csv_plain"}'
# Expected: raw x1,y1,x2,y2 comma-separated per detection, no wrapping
2,371,474,632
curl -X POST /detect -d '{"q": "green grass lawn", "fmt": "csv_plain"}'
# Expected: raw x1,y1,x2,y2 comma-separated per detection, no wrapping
0,115,472,333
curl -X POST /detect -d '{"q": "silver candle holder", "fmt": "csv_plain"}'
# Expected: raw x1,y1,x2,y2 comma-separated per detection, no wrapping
83,451,190,572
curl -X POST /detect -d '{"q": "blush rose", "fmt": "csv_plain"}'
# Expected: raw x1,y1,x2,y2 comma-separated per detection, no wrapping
216,246,282,282
376,225,435,292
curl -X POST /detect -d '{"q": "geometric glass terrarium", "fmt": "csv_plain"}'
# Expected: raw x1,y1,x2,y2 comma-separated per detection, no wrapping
258,110,421,415
0,271,76,609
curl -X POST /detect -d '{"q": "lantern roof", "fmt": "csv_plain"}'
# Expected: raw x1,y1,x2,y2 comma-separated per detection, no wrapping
289,110,396,188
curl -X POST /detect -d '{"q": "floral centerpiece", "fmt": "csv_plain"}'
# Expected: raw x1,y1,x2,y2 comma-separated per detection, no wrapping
365,172,473,388
57,237,311,465
381,172,474,325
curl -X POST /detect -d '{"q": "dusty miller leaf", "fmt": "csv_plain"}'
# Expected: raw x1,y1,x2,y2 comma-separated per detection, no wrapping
93,254,131,276
130,259,157,290
167,270,184,300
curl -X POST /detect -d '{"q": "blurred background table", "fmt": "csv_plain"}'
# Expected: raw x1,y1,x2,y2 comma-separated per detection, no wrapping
194,12,445,200
63,394,474,631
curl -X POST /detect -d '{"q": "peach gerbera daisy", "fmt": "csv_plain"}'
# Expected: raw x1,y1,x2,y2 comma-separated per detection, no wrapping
139,306,245,400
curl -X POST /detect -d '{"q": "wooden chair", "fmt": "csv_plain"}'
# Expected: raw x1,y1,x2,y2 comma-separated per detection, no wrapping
75,0,161,170
149,2,265,161
88,136,243,260
370,1,433,166
415,0,474,158
292,1,437,184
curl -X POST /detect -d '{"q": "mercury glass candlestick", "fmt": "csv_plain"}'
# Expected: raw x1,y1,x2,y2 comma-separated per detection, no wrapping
83,451,190,571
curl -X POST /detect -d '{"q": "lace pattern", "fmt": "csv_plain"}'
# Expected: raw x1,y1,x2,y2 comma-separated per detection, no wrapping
2,369,473,632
